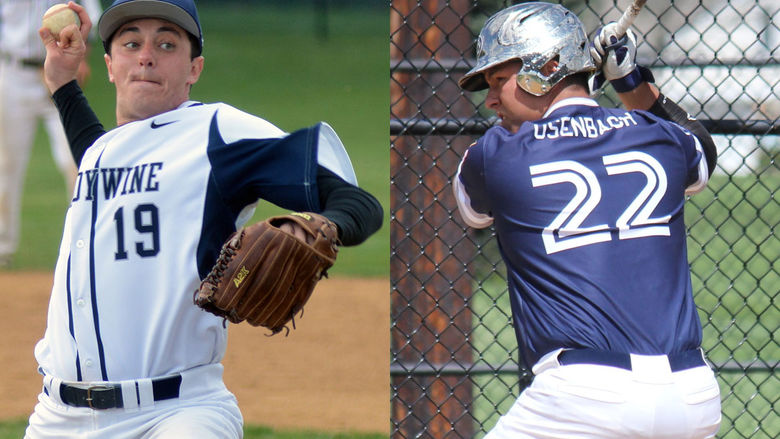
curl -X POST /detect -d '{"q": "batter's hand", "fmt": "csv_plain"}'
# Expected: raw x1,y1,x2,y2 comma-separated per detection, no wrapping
590,23,638,82
39,2,92,94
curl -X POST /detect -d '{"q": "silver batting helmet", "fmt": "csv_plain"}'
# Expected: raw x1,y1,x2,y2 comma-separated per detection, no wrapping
458,2,595,96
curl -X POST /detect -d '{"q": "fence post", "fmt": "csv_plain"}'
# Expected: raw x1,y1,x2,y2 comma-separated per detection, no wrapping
390,1,478,437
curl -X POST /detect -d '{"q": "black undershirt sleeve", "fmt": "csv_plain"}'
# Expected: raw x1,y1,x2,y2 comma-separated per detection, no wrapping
51,80,106,167
647,93,717,177
317,166,384,247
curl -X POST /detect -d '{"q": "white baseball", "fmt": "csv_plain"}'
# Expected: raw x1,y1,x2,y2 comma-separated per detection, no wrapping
42,4,80,39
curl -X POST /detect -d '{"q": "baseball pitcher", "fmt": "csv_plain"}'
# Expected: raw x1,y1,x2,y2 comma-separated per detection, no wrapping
454,3,721,438
24,1,383,437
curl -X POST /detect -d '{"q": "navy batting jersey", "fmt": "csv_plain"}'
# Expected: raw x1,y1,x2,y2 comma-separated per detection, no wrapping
454,97,709,368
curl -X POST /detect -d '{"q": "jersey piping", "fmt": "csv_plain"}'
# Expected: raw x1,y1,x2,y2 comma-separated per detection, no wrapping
87,150,109,380
65,255,82,381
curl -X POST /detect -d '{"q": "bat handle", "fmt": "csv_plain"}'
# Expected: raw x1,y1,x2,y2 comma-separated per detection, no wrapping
613,0,647,38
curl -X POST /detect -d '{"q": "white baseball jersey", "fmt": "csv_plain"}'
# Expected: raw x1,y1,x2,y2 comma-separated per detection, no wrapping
34,101,357,383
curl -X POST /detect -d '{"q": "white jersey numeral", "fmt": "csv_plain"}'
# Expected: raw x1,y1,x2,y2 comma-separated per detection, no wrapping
603,152,671,240
530,153,671,254
530,161,611,253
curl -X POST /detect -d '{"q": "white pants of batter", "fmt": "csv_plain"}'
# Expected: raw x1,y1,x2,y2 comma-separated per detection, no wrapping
24,363,243,439
485,349,722,439
0,58,76,258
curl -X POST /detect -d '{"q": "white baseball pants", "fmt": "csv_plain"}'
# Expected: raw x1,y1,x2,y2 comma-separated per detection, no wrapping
485,349,722,439
0,59,76,258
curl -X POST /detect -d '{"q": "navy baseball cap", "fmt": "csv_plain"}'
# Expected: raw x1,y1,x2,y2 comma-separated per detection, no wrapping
98,0,203,56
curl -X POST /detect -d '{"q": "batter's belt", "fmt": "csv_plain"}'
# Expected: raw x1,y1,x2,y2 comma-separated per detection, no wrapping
558,348,707,372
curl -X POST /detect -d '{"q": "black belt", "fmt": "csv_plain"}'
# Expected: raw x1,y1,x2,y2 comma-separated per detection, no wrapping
58,374,182,410
0,53,44,68
20,58,44,68
558,348,707,372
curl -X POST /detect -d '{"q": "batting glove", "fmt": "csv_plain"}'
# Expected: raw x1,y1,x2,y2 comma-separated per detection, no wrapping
590,24,653,93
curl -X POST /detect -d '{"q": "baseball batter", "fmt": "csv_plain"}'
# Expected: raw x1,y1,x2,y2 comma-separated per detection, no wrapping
0,0,101,267
25,1,383,438
454,3,721,438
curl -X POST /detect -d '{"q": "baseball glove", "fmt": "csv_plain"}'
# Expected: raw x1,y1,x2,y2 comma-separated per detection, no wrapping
194,212,339,334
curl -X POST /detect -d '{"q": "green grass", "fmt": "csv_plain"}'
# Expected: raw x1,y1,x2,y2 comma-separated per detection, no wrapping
12,4,389,277
686,175,779,365
686,174,779,439
0,417,385,439
0,419,26,439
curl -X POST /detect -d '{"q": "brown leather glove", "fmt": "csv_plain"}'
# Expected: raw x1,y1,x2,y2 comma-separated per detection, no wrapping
194,212,339,334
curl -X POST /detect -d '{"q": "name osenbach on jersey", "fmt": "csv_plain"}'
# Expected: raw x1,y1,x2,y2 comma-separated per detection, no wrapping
533,111,638,140
70,161,163,202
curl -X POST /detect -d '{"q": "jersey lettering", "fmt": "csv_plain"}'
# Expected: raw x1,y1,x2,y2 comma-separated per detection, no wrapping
530,152,672,254
101,168,126,199
533,112,638,140
72,162,163,202
81,169,99,201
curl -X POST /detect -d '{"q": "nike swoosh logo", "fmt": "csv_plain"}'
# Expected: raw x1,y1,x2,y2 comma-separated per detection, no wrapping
151,120,178,129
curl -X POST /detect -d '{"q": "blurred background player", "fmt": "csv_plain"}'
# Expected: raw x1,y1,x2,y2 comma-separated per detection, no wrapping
0,0,101,268
454,3,721,438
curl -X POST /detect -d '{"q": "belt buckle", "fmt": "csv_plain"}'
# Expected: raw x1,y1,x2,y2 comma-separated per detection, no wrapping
85,385,113,410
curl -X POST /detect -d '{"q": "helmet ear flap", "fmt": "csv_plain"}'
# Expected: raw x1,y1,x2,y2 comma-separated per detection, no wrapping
516,57,561,96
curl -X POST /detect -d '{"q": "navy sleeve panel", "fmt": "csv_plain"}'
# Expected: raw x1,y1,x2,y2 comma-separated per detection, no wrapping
196,172,242,279
635,108,707,189
206,115,319,214
51,80,106,167
648,93,717,177
317,166,383,246
664,119,705,188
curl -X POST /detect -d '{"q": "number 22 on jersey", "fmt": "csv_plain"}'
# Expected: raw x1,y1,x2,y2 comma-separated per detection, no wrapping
530,151,671,254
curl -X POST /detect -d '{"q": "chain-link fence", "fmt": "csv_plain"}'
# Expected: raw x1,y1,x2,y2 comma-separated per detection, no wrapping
390,1,779,437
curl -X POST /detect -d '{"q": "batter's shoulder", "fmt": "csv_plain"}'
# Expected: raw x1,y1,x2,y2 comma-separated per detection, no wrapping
631,108,695,141
476,124,533,155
